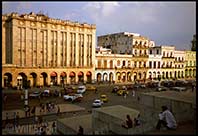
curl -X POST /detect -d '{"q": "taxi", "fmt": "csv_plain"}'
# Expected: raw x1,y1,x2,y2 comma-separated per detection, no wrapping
86,85,96,91
100,94,108,103
117,90,129,96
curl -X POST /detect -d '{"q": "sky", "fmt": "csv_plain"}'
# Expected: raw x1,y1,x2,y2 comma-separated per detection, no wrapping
2,1,196,50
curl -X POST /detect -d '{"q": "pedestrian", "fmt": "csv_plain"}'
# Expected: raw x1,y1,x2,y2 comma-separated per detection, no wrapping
16,112,20,126
95,88,97,93
156,105,177,130
31,106,36,116
192,85,194,92
134,114,141,127
52,122,56,134
124,92,127,99
57,106,60,116
77,125,84,135
132,90,135,97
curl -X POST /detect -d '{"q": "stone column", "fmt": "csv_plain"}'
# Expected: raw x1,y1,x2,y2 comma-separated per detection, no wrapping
66,32,71,67
57,75,60,85
57,29,61,67
84,33,87,67
47,27,51,67
75,33,79,67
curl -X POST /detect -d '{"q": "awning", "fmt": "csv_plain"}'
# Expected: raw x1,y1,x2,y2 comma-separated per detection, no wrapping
50,72,57,77
61,72,66,77
86,72,91,76
69,72,75,77
78,72,83,76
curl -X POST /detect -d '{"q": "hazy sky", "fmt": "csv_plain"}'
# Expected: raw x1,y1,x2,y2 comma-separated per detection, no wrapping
2,1,196,50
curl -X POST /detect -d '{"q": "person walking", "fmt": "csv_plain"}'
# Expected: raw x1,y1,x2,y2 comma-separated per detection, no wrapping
122,114,133,129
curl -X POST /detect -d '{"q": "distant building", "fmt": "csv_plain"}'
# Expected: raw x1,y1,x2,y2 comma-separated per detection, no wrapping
185,51,196,78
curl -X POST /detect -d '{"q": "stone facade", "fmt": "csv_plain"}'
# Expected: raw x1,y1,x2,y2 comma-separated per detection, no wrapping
185,51,196,78
2,12,96,88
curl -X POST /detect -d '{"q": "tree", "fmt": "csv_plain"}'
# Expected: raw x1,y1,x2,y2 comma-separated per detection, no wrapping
191,34,196,51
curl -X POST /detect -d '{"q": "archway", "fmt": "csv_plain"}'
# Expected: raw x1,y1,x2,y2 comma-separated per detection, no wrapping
18,72,28,89
4,73,12,88
127,72,132,82
178,71,181,78
41,72,48,86
97,73,102,82
116,72,121,82
122,72,126,82
143,72,146,82
138,72,142,81
50,71,57,85
103,73,108,82
149,72,152,80
181,71,184,78
78,71,84,83
69,71,76,84
153,72,156,80
109,72,113,82
133,72,137,82
60,72,67,86
30,72,37,87
166,72,169,79
175,71,177,79
193,69,196,77
185,69,188,77
189,69,192,77
86,71,92,83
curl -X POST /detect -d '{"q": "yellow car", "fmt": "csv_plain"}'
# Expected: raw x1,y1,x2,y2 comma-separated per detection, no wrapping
100,94,108,102
86,85,96,91
117,90,129,96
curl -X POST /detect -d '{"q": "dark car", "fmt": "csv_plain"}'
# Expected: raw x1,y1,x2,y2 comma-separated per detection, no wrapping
112,86,119,93
29,91,41,98
156,86,168,91
170,87,187,92
161,81,175,88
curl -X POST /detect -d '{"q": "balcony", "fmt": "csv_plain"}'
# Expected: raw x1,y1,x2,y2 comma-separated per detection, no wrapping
162,56,174,59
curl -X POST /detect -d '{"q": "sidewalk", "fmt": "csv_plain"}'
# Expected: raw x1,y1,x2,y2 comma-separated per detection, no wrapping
2,104,85,120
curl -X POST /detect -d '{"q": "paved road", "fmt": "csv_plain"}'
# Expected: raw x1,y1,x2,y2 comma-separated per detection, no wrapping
2,83,196,135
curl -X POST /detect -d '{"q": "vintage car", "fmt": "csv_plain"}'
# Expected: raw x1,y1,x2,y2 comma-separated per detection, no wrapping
100,94,108,103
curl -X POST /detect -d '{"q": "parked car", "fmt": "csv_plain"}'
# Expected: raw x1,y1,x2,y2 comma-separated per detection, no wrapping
162,81,175,88
41,89,50,97
29,91,41,98
156,86,168,92
77,85,86,94
63,93,83,101
133,83,146,89
117,90,129,96
170,87,187,92
112,86,119,93
86,85,96,91
126,84,133,90
100,94,108,103
92,99,103,108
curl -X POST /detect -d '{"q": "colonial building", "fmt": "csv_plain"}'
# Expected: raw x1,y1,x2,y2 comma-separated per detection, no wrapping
160,45,175,80
148,46,163,81
97,32,156,83
95,47,133,83
2,12,96,88
174,50,185,79
185,51,196,78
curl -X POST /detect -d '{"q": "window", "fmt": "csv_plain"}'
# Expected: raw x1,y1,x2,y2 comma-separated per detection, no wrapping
150,50,152,54
156,49,159,55
134,61,137,67
149,61,152,68
117,60,120,66
153,61,156,68
123,61,126,66
158,62,160,68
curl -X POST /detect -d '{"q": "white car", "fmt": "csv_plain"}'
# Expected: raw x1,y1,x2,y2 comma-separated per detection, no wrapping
63,94,83,101
77,85,86,94
92,99,103,108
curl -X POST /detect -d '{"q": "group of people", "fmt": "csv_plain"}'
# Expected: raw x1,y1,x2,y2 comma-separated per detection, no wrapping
122,114,141,129
122,105,177,131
